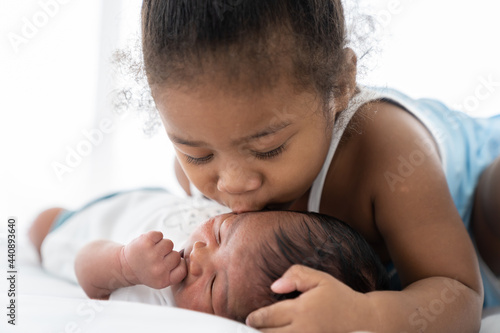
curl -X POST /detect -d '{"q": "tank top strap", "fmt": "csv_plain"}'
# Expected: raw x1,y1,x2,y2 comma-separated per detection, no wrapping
307,87,379,212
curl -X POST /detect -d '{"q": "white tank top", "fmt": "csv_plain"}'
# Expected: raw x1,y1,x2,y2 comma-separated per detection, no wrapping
307,88,375,211
307,85,453,213
307,87,411,212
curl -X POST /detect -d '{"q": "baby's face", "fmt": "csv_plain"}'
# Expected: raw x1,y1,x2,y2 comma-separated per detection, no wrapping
154,76,333,213
171,211,279,320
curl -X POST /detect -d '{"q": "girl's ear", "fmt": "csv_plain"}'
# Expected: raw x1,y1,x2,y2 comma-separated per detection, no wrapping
332,48,358,113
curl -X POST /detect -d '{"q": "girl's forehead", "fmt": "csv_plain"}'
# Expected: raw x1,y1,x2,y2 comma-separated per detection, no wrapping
154,72,320,113
155,81,323,136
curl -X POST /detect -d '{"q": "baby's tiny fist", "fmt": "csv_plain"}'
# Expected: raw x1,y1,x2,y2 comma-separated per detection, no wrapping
170,257,187,285
143,230,164,244
155,238,175,257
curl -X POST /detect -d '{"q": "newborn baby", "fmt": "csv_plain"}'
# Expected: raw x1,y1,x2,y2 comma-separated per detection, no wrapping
30,189,389,322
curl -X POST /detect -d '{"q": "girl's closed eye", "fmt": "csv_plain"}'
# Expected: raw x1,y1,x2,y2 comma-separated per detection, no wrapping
185,153,214,165
184,143,287,165
253,143,287,160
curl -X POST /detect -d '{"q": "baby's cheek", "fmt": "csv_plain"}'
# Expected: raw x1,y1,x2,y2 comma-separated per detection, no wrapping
172,284,211,313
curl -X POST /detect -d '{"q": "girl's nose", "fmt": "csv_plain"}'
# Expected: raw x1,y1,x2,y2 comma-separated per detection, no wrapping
189,241,209,277
217,165,262,194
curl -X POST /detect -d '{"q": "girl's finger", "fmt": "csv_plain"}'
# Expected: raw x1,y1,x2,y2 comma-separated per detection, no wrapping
271,264,330,294
246,299,295,329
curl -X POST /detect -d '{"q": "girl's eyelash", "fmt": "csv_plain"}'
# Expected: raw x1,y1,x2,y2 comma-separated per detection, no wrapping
185,154,213,165
185,143,286,164
254,144,286,160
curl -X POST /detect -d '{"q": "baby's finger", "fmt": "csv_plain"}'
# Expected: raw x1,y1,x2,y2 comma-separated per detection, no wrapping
246,299,295,329
163,250,182,270
154,238,174,256
144,230,164,244
170,258,187,284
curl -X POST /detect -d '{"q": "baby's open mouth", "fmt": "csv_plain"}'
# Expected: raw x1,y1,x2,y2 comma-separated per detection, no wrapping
179,248,185,258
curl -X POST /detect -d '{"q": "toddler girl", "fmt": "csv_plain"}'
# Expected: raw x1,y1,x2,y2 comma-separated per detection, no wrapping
138,0,500,332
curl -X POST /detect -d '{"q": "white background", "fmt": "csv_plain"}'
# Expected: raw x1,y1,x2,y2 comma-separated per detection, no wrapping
1,0,500,238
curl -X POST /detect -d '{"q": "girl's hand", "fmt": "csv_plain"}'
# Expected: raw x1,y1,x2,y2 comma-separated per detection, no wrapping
246,265,377,333
120,231,187,289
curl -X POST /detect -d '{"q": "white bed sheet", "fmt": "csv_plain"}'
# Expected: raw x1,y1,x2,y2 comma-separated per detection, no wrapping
1,235,258,333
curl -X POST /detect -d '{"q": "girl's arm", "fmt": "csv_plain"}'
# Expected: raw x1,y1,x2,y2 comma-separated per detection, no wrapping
364,102,483,331
247,102,483,332
75,231,187,300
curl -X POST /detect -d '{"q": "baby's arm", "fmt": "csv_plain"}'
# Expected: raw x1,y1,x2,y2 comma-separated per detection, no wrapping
75,231,186,300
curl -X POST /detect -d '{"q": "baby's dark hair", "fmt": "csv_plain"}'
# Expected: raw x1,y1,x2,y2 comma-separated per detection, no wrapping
249,211,389,314
141,0,352,109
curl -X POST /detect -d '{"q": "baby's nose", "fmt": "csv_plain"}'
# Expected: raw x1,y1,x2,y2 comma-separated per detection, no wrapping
189,241,208,277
